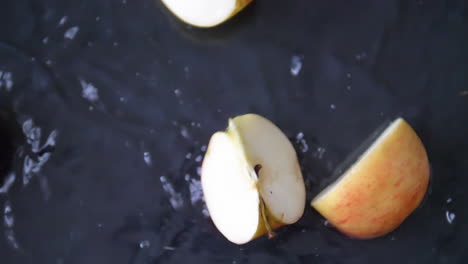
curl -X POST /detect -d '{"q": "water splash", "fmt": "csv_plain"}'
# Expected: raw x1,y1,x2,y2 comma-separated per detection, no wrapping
0,172,16,194
160,176,183,210
295,132,309,153
189,179,203,205
4,201,20,249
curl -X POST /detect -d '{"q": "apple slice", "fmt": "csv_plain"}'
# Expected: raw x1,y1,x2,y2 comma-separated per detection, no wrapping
201,114,305,244
311,118,430,239
161,0,253,28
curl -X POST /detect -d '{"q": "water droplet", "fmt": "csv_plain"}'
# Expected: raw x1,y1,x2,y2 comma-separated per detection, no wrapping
197,166,202,176
139,240,150,248
113,42,119,47
174,89,182,97
180,127,189,138
184,174,190,181
330,104,336,110
315,147,326,159
0,172,16,194
64,26,79,40
80,79,99,102
195,155,202,163
290,55,303,76
355,52,367,61
346,73,352,79
143,152,152,167
201,145,207,152
58,16,68,26
296,132,304,141
163,246,175,251
42,37,49,44
446,211,455,224
446,198,452,203
4,201,14,228
0,71,14,92
95,16,101,21
346,85,351,91
185,152,192,159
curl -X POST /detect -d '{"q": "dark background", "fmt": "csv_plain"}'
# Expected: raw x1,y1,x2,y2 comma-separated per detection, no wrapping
0,0,467,263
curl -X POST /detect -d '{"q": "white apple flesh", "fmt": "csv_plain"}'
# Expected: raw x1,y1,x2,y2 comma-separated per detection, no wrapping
161,0,253,28
201,114,306,244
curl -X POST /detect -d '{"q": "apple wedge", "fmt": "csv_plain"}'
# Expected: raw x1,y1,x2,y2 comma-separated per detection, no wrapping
201,114,305,244
311,118,430,239
161,0,253,28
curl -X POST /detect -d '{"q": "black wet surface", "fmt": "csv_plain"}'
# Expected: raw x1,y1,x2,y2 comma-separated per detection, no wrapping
1,0,468,263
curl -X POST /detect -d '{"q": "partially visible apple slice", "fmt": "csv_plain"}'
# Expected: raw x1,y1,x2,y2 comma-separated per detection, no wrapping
202,114,305,244
311,118,429,239
161,0,253,28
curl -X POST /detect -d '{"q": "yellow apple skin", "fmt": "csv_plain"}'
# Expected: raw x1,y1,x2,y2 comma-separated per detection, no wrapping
311,118,429,239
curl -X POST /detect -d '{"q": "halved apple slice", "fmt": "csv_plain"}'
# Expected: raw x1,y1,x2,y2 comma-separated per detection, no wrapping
202,114,305,244
311,118,430,239
161,0,253,28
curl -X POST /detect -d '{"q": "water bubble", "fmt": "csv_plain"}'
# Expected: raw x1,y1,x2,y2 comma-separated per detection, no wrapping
64,26,79,40
201,145,207,152
197,167,202,176
195,155,202,163
290,55,303,76
346,85,351,91
95,16,101,21
330,104,336,110
446,198,452,203
113,42,119,47
185,152,192,159
184,174,190,181
346,73,352,79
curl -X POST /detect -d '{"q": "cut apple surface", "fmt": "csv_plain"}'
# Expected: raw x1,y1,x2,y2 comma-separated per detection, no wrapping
161,0,253,28
202,114,305,244
311,118,429,239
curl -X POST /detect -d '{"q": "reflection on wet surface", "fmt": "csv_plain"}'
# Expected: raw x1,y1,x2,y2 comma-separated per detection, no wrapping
1,0,467,263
